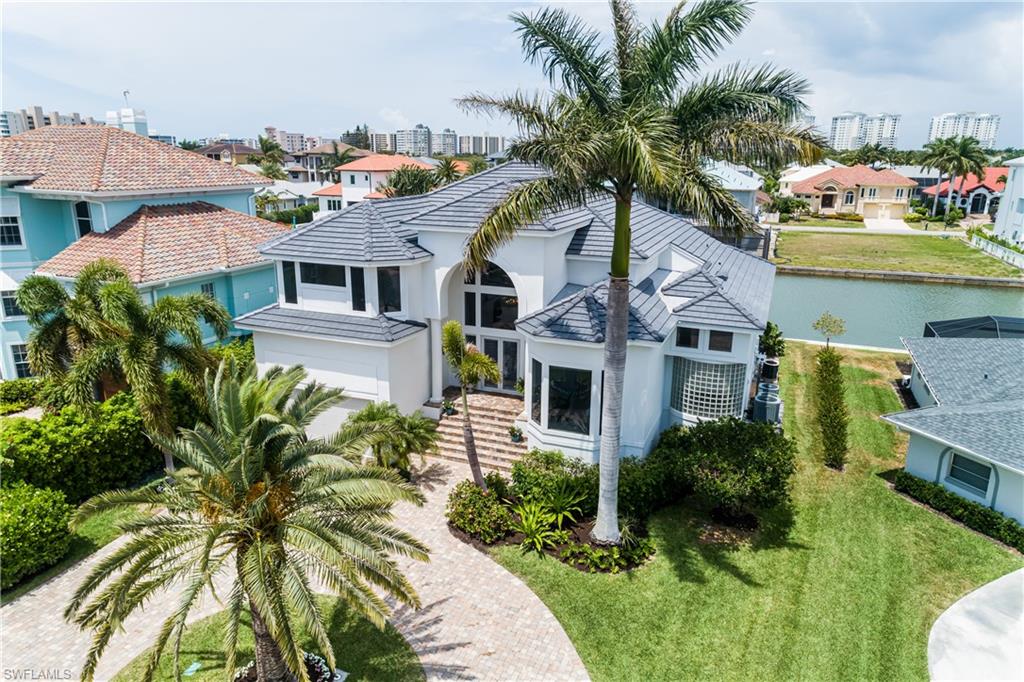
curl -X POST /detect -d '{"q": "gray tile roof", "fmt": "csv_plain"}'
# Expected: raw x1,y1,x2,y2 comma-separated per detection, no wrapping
234,304,426,343
883,338,1024,473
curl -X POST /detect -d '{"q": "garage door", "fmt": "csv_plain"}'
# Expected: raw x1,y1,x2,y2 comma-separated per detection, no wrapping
889,204,906,218
863,204,879,219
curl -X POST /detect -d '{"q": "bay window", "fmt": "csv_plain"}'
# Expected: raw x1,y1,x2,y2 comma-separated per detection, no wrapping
377,266,401,313
548,365,592,435
300,262,346,287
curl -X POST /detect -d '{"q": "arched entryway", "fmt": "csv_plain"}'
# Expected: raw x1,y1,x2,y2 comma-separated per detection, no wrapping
970,192,988,214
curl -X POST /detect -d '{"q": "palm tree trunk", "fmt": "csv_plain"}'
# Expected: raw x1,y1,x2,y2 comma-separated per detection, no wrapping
250,601,293,682
460,385,488,490
956,176,968,218
943,173,957,218
592,197,632,545
931,173,943,216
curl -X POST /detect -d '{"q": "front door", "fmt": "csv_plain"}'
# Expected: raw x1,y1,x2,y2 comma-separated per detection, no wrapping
481,337,520,392
821,193,836,209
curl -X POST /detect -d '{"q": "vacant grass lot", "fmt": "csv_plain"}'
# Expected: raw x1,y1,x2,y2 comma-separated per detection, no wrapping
113,596,423,682
773,232,1021,278
494,343,1022,682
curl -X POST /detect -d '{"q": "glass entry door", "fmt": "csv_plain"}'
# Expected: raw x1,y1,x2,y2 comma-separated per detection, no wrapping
481,337,520,392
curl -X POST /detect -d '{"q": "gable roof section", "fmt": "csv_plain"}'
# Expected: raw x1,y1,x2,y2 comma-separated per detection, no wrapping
312,183,343,197
920,167,1008,196
234,304,426,343
37,201,287,284
790,164,916,194
196,142,260,156
1,126,271,193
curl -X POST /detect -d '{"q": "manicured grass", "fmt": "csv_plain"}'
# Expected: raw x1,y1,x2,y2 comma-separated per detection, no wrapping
1,505,141,604
113,596,423,682
773,232,1021,277
775,217,865,228
906,219,959,232
493,343,1022,682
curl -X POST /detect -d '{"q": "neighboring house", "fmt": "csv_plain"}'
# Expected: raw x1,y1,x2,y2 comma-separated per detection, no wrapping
921,167,1007,216
318,154,434,207
882,338,1024,524
255,180,327,213
706,161,763,217
291,142,370,181
993,157,1024,245
780,164,916,219
0,126,277,379
197,142,262,165
234,163,776,462
891,165,942,199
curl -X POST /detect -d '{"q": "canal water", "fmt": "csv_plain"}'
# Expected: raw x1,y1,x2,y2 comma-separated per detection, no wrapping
769,275,1024,349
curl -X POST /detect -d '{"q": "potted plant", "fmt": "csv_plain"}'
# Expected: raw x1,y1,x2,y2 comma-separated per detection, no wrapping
441,398,456,416
508,425,523,443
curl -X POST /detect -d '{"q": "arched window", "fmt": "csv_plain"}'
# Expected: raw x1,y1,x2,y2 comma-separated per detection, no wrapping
844,190,855,205
463,261,517,331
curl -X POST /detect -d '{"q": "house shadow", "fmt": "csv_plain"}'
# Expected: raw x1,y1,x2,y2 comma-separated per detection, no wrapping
875,467,902,485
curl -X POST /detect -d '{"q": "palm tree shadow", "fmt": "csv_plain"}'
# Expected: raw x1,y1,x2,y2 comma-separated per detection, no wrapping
387,597,474,680
411,461,452,492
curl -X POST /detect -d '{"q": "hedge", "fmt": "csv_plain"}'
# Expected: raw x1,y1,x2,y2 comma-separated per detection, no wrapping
893,470,1024,552
1,392,161,504
814,348,849,469
0,482,73,589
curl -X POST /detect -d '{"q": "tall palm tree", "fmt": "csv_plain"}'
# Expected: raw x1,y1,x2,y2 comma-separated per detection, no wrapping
346,401,439,478
457,0,820,543
920,136,956,216
258,135,286,165
434,157,464,185
319,142,356,183
943,136,987,218
440,321,500,490
378,165,438,197
65,361,429,682
17,259,229,470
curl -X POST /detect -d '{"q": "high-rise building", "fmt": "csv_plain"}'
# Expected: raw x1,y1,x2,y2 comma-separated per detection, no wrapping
395,124,431,156
457,134,506,156
431,128,458,157
264,126,307,154
1,106,101,136
829,112,900,150
148,133,177,146
106,107,149,137
928,112,1000,148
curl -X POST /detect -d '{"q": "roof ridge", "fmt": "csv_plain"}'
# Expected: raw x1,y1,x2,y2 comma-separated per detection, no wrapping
401,175,512,225
135,205,151,282
91,126,113,192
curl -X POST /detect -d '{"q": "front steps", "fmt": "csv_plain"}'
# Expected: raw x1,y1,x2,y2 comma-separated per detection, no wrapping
430,390,527,472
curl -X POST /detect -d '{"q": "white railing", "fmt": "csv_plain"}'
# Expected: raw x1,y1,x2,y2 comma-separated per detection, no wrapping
971,235,1024,270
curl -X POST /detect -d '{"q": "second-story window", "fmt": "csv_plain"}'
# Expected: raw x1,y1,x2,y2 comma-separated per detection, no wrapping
0,216,23,247
2,290,24,317
867,188,878,199
895,188,905,199
282,261,297,303
708,330,734,352
377,266,401,313
349,174,356,185
351,267,366,311
300,262,346,287
200,282,215,299
74,201,93,237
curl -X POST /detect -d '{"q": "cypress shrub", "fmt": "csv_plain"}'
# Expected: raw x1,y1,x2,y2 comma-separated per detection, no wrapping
815,348,849,469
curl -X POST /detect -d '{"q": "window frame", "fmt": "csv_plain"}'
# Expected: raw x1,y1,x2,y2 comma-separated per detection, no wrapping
844,190,855,205
10,343,32,378
546,364,593,435
74,201,93,238
0,215,25,249
1,290,24,319
200,282,216,300
376,266,402,314
946,453,992,497
300,262,347,288
708,330,734,353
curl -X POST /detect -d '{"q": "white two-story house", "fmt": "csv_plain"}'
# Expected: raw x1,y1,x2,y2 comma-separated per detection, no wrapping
312,154,433,211
236,163,776,462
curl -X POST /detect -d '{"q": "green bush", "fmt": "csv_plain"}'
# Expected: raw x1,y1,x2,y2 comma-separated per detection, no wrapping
0,482,73,589
779,213,791,223
259,203,318,226
893,471,1024,552
511,500,559,553
815,348,849,469
903,213,923,223
210,337,255,371
445,480,513,544
0,401,29,416
1,392,160,504
0,378,39,405
559,537,656,574
483,471,510,500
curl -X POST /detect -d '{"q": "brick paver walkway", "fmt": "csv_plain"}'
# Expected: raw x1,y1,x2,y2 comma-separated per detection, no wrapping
0,460,588,681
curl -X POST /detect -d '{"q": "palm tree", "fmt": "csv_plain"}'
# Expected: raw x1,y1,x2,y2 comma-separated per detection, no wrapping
434,157,464,186
178,139,201,151
65,360,429,682
943,136,987,219
457,0,820,543
467,157,489,175
440,320,500,490
920,137,956,217
258,135,285,165
259,159,288,180
346,401,439,478
319,142,356,183
16,259,229,470
378,165,438,197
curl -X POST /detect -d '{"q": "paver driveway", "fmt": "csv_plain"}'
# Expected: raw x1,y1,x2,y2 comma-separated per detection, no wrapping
0,459,588,681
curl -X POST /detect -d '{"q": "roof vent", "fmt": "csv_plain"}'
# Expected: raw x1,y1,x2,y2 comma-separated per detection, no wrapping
717,274,728,281
983,373,989,380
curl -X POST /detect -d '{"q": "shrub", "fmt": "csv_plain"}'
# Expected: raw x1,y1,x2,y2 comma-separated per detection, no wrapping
0,401,29,416
545,478,585,529
779,212,791,223
510,449,598,515
0,482,73,589
445,480,513,544
210,337,255,372
511,500,558,553
903,213,923,223
0,378,39,405
814,348,849,469
944,207,964,226
616,455,674,522
1,392,160,504
893,471,1024,552
559,537,656,574
483,471,510,501
259,203,318,226
759,321,787,358
167,372,205,431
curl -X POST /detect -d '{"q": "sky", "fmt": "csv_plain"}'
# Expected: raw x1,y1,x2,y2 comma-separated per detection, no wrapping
3,1,1022,149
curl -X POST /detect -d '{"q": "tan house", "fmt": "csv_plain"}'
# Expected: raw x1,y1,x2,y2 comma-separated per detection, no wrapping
781,164,916,219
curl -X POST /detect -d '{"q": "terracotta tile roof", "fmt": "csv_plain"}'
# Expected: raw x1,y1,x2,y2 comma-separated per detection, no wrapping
294,141,372,157
791,164,916,194
196,142,260,156
0,126,271,193
37,201,288,284
365,191,386,199
312,183,343,197
335,154,433,172
921,167,1008,196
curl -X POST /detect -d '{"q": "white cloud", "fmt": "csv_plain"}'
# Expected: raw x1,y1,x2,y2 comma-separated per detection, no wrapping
378,108,411,131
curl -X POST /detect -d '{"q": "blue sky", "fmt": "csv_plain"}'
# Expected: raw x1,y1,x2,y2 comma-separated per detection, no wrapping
3,1,1021,148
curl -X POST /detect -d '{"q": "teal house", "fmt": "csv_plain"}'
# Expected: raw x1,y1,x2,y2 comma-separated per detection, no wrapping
0,126,286,379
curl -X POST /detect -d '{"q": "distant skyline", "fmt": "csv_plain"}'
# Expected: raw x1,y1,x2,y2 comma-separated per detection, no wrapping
3,1,1021,149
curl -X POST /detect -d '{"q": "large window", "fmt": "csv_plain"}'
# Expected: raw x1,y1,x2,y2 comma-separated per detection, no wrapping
464,261,517,330
480,293,518,329
74,201,93,237
947,454,991,495
282,261,298,303
844,191,855,205
548,365,592,435
708,330,734,353
11,344,32,378
377,266,401,313
464,292,476,326
481,262,514,288
351,267,366,311
0,216,23,247
670,357,745,419
676,327,699,349
327,199,343,210
300,262,346,287
531,359,542,423
1,290,23,318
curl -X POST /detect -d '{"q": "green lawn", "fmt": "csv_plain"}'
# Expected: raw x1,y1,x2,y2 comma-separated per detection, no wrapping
493,343,1022,682
113,596,423,682
773,232,1022,278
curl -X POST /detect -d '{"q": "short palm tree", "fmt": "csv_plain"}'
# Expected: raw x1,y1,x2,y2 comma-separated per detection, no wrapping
258,135,286,165
259,159,288,180
65,361,429,682
440,320,500,490
434,157,463,185
346,401,439,478
467,157,489,175
17,259,229,470
458,0,820,542
378,165,438,197
943,136,987,218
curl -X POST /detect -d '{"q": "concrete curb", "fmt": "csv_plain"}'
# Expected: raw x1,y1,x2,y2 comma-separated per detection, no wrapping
775,265,1024,288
